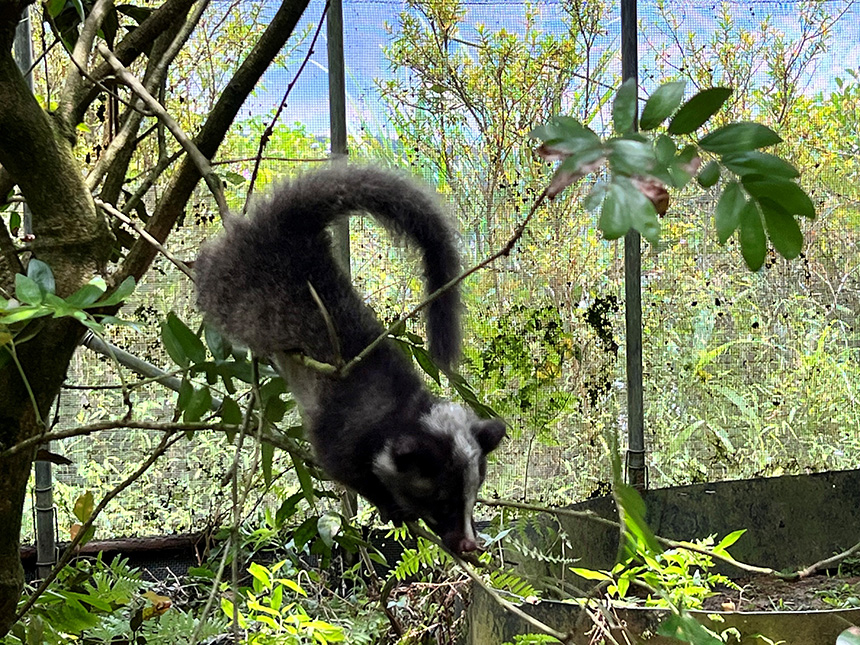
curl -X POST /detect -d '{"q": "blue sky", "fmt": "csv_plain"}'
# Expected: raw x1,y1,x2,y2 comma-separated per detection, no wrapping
243,0,860,135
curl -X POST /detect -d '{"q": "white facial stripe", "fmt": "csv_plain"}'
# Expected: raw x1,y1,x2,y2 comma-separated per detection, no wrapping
422,403,482,544
462,457,479,543
372,443,396,480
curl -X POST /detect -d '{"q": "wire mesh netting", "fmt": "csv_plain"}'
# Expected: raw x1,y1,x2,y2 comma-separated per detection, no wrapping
21,0,860,543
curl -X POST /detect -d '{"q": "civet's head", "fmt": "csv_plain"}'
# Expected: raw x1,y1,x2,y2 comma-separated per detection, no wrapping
373,402,506,553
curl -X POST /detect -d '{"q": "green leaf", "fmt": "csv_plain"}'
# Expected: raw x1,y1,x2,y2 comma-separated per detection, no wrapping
622,178,661,243
720,151,799,178
529,115,596,143
714,529,746,553
46,0,66,18
599,178,660,243
66,279,107,307
557,145,606,175
615,483,662,556
699,121,782,155
613,78,638,134
219,396,243,426
317,512,342,548
224,171,246,186
762,203,803,259
657,612,722,645
598,183,632,240
27,259,55,295
177,379,193,411
161,319,189,368
742,176,815,218
667,144,701,188
292,452,315,504
44,293,78,318
94,276,136,307
570,567,612,581
668,87,732,135
204,323,231,360
73,491,95,523
2,305,51,324
640,81,687,130
166,312,207,364
696,160,720,188
739,202,766,271
583,183,608,212
607,139,657,176
654,135,677,166
261,442,275,486
183,385,212,422
15,274,44,305
411,343,440,384
715,182,745,244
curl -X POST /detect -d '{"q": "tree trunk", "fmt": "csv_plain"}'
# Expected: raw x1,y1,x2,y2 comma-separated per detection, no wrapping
0,0,310,633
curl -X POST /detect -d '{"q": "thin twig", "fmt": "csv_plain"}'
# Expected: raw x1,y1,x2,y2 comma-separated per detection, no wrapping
95,43,232,225
339,187,550,378
479,497,836,582
245,1,330,211
96,198,194,279
406,522,573,644
0,420,236,460
213,156,330,166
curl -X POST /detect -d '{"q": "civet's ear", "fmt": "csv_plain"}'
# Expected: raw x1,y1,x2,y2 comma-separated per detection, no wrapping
472,418,506,454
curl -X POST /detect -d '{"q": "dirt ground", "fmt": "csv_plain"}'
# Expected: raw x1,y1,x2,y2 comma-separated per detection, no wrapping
701,574,860,612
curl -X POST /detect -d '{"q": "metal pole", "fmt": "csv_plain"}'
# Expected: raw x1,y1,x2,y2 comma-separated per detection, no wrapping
621,0,646,490
326,0,357,520
15,6,57,577
327,0,349,272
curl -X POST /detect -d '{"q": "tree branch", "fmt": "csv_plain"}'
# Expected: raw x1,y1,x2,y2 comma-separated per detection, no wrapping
117,0,311,285
56,0,114,132
96,43,231,223
66,0,198,127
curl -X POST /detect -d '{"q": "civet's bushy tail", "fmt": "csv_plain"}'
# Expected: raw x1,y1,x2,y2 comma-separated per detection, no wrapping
195,165,463,368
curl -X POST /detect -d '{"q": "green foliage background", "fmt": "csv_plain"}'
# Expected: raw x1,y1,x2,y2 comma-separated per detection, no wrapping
13,0,860,547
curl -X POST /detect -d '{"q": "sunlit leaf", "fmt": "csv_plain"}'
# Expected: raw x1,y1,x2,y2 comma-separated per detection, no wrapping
95,276,136,307
73,491,95,523
15,274,44,306
318,512,342,548
615,483,662,555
